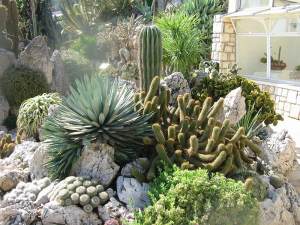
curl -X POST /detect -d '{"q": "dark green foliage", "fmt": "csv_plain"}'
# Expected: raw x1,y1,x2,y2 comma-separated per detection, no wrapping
36,0,62,49
0,65,49,107
138,25,162,93
131,167,259,225
191,74,283,125
3,113,17,130
181,0,227,60
42,75,153,179
156,12,202,76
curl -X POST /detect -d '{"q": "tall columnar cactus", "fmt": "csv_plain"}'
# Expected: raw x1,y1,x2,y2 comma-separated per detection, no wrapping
2,0,19,55
134,76,262,181
138,25,162,92
0,4,13,50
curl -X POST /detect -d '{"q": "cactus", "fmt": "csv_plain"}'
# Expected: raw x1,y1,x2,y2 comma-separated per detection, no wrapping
138,25,162,92
79,194,90,206
0,132,22,158
99,192,109,204
134,76,263,180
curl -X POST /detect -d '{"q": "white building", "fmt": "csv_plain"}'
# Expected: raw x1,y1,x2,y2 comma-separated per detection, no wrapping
212,0,300,119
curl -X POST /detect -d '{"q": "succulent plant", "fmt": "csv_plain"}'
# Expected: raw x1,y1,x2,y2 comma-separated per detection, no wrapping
0,131,22,158
134,76,262,180
54,176,109,213
138,25,162,93
42,75,153,179
17,93,62,139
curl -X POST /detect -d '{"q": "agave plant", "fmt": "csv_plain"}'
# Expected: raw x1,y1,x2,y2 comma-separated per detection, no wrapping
17,93,62,138
42,75,152,179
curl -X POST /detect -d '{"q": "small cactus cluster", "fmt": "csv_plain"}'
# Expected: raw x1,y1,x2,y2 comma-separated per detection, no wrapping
0,131,22,158
53,176,110,213
134,76,262,180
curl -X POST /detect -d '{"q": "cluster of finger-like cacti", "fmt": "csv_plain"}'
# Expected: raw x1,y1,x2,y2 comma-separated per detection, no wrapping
0,132,22,158
53,176,109,213
134,76,262,180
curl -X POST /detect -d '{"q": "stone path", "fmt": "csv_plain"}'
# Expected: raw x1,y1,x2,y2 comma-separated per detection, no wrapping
274,117,300,192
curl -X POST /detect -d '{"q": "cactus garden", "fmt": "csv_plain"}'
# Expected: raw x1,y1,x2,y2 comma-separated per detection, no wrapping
0,0,300,225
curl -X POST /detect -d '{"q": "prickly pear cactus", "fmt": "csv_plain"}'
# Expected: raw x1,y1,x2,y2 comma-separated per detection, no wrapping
135,76,262,180
52,176,109,213
138,25,162,93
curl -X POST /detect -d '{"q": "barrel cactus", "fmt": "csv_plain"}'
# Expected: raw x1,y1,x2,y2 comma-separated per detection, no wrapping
138,25,162,92
54,176,109,213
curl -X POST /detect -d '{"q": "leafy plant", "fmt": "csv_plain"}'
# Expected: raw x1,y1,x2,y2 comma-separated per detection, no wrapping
181,0,227,60
191,74,283,125
0,65,49,108
70,35,100,61
134,0,153,23
156,12,202,77
42,75,153,179
236,104,265,139
131,167,259,225
17,93,62,138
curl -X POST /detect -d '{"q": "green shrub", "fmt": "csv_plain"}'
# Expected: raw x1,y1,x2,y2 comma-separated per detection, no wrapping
0,65,49,107
42,75,153,179
17,93,62,138
191,75,283,125
61,49,95,87
131,167,259,225
181,0,227,60
70,35,100,62
156,12,202,77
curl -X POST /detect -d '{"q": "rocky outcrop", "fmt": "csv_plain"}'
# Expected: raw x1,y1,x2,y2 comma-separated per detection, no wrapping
223,87,246,124
51,50,68,95
121,158,150,177
161,72,190,106
29,144,49,180
0,96,9,127
72,143,120,187
261,129,296,175
18,36,53,84
260,182,300,225
40,201,103,225
116,176,150,209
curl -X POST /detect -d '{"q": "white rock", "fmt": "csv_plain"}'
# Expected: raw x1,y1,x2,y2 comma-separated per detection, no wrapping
35,181,56,206
161,72,191,106
261,129,296,175
18,36,53,84
29,143,49,180
223,87,246,125
116,176,150,209
260,183,300,225
40,201,102,225
98,197,133,222
72,143,120,187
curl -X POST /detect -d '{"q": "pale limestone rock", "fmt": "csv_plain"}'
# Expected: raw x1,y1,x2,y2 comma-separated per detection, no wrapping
18,36,53,84
223,87,246,124
72,143,120,187
29,144,49,180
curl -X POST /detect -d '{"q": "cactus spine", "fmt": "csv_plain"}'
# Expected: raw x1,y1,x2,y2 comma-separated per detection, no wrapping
138,25,162,92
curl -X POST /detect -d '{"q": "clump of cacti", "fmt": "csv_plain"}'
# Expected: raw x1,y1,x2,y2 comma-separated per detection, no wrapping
0,131,22,158
134,76,262,180
2,0,19,55
138,25,162,93
53,176,109,213
0,4,13,51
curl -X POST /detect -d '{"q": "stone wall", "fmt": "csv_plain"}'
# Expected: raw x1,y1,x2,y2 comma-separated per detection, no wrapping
256,81,300,120
211,15,236,73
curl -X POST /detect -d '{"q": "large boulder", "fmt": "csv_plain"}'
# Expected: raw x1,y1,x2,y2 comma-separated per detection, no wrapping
18,36,53,84
261,129,296,175
223,87,246,124
50,50,68,95
161,72,190,106
116,176,150,209
260,182,300,225
72,143,120,187
40,201,102,225
0,96,9,126
29,144,49,180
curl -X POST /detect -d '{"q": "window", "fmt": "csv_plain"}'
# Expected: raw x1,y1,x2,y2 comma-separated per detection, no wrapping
240,0,270,9
274,0,300,7
271,17,300,33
